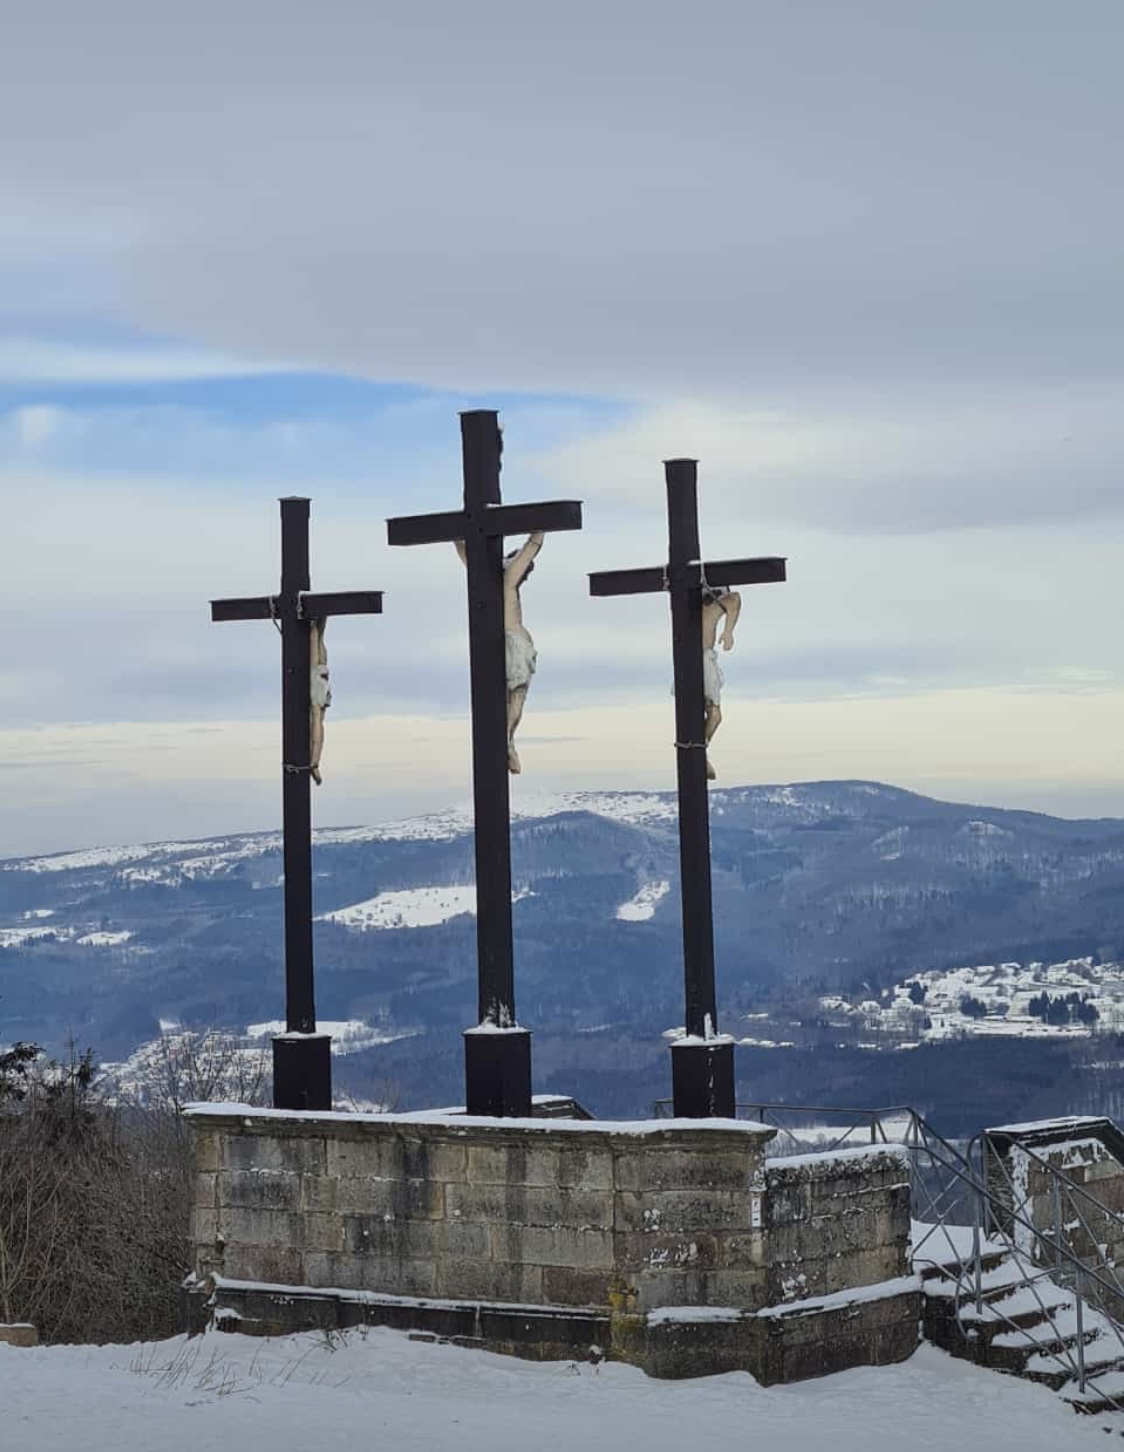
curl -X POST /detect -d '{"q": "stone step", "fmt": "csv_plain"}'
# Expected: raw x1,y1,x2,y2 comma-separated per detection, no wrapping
915,1245,1008,1284
959,1293,1073,1339
921,1256,1045,1303
984,1311,1102,1378
1059,1366,1124,1413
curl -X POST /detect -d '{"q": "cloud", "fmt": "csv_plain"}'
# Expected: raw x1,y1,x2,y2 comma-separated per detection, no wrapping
534,387,1124,535
2,3,1121,397
0,336,292,386
0,3,1122,850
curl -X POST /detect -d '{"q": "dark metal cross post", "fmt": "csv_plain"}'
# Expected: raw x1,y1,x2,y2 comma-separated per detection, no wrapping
211,497,384,1111
590,460,786,1117
387,411,582,1117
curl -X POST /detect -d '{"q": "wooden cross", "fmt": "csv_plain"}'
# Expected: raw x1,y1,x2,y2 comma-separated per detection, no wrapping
387,410,582,1117
589,460,786,1117
211,496,384,1111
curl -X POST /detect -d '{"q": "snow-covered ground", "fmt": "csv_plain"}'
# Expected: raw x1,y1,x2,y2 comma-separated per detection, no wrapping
0,1329,1112,1451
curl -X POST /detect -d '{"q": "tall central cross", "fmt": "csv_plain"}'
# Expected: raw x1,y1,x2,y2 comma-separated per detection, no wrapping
387,410,582,1117
590,460,786,1118
212,497,384,1111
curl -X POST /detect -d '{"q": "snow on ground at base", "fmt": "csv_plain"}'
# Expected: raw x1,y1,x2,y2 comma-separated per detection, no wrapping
0,1329,1113,1452
616,880,670,922
75,929,133,947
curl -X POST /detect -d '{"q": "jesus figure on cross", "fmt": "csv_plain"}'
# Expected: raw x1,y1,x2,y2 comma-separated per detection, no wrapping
456,530,544,773
701,585,742,780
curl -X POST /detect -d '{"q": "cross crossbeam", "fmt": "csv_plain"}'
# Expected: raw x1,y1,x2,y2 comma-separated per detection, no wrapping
589,459,787,1118
589,556,786,597
387,411,582,1118
211,589,384,622
211,496,385,1112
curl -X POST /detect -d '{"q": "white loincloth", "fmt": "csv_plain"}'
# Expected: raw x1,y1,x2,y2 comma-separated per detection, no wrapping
703,647,724,705
506,630,537,691
311,665,332,711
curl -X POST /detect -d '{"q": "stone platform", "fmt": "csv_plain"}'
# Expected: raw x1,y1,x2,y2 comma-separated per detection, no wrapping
184,1104,918,1382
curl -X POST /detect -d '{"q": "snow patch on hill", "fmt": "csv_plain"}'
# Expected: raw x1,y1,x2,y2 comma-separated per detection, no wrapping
243,1020,411,1054
0,924,135,950
321,886,478,931
518,791,678,828
617,880,671,922
323,886,537,931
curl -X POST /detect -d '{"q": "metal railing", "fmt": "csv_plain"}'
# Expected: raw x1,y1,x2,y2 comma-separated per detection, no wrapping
664,1097,1124,1410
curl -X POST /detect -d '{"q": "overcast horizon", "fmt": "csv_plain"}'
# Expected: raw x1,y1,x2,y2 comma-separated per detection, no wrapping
2,1,1122,857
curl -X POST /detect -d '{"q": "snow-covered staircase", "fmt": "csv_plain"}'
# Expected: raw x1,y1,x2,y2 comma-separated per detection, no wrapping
919,1234,1124,1418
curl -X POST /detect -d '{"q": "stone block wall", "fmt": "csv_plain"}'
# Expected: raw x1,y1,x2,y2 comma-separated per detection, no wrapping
186,1107,918,1381
985,1119,1124,1311
764,1146,912,1306
189,1109,776,1314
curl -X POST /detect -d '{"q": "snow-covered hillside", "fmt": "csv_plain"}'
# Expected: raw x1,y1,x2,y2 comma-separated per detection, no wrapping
0,792,679,885
0,1328,1112,1452
5,780,1124,1119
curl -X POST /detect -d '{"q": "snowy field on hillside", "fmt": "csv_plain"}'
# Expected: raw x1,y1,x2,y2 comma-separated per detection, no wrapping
1,1328,1116,1452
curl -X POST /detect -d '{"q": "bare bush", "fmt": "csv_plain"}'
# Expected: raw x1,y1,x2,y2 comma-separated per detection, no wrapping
0,1045,201,1343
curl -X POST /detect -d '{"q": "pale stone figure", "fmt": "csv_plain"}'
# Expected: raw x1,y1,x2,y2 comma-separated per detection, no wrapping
309,618,331,785
456,532,544,773
701,586,742,781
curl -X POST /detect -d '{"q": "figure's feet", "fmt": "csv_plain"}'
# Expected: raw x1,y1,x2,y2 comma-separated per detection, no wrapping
706,757,717,781
508,745,522,774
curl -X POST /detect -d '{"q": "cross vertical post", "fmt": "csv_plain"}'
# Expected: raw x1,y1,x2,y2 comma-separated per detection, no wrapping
590,461,787,1117
461,416,515,1035
280,498,316,1048
211,498,385,1111
666,463,718,1046
388,410,582,1117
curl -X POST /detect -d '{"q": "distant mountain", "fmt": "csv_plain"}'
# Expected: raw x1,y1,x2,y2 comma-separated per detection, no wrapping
3,781,1124,1127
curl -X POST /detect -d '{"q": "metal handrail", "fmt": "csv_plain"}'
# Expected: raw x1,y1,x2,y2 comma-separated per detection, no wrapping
738,1100,1124,1405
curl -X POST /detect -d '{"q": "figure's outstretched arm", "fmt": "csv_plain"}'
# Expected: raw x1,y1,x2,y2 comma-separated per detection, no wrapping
718,591,742,650
504,531,544,588
454,539,468,567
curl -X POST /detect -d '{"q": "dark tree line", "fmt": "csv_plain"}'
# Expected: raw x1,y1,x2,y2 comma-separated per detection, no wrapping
1026,991,1099,1026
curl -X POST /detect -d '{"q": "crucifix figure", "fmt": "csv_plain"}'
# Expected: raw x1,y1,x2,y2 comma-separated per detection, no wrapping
590,460,786,1117
388,411,582,1117
701,585,742,779
211,497,384,1111
456,529,543,773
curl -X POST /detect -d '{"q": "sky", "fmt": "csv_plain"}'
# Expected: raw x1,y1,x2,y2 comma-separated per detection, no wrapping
2,0,1122,856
